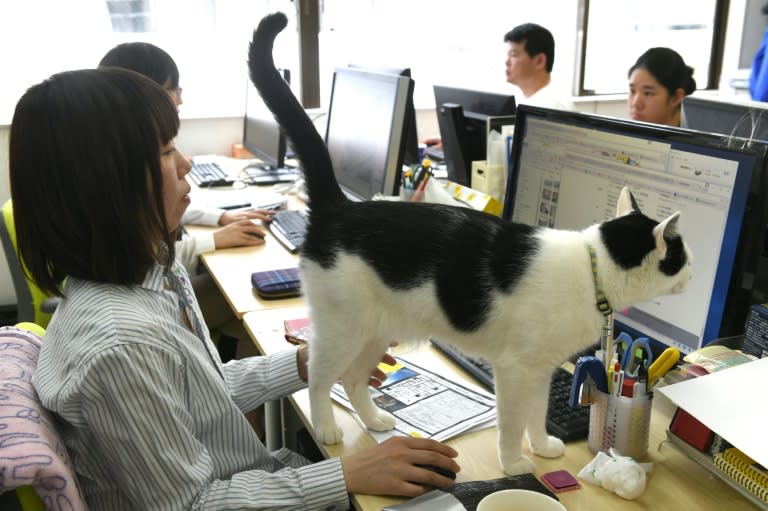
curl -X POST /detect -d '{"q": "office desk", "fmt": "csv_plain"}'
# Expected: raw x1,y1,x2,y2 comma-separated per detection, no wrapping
184,190,304,319
243,306,756,511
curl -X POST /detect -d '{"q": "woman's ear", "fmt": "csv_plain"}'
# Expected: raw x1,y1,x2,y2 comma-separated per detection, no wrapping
671,87,685,108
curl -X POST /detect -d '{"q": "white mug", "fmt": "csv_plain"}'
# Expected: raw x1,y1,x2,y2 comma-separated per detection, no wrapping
476,489,567,511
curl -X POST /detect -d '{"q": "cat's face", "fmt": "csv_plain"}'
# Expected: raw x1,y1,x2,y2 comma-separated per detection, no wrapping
600,188,692,305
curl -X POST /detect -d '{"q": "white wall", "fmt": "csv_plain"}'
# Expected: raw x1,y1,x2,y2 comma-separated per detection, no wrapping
0,0,754,307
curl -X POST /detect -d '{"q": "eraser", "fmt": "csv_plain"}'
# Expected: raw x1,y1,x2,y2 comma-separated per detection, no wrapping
540,469,581,493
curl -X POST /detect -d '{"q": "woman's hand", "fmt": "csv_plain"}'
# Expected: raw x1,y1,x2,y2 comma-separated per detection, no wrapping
218,209,274,226
212,219,268,249
295,345,397,387
341,436,460,497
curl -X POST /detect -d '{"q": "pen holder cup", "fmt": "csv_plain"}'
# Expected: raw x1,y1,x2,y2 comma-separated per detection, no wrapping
587,390,653,459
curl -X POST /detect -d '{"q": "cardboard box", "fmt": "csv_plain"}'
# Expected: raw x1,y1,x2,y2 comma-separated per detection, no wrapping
471,160,506,207
743,303,768,358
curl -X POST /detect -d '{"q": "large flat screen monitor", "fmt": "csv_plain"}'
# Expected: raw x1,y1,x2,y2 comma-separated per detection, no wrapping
433,85,516,185
682,96,768,143
503,105,768,354
348,64,420,166
243,69,291,169
325,67,413,200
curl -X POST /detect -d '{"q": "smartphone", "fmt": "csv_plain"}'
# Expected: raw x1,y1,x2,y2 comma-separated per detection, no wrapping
251,267,301,299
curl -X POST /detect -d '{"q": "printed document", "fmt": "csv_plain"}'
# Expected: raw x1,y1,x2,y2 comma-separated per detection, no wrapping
331,356,496,442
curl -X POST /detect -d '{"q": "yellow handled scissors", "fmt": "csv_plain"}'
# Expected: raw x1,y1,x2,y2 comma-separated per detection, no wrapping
647,347,680,386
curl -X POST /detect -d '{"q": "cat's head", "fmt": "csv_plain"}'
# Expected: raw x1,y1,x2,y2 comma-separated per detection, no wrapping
597,187,692,306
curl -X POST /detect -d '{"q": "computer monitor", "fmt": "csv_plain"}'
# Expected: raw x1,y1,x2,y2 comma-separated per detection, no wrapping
325,67,413,200
243,69,291,169
503,104,768,355
348,64,420,166
433,85,516,185
682,96,768,143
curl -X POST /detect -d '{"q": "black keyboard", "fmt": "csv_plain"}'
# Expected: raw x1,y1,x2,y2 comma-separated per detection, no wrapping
189,161,234,187
430,339,590,442
269,209,308,253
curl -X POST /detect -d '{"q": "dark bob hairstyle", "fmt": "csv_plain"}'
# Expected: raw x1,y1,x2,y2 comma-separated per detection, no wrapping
9,67,180,296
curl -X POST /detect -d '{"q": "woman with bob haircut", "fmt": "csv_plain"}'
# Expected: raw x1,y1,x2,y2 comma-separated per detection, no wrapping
12,68,459,510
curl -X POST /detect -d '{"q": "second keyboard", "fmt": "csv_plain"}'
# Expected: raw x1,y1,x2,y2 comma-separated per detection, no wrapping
269,209,309,253
430,338,590,442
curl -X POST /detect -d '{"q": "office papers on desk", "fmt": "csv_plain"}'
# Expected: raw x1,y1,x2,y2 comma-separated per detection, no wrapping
658,357,768,468
190,187,288,212
331,356,496,443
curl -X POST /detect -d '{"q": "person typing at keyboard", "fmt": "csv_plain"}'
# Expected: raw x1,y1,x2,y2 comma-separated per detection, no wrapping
100,42,275,357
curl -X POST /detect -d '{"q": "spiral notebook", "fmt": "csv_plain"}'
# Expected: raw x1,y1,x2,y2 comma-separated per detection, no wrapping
712,448,768,504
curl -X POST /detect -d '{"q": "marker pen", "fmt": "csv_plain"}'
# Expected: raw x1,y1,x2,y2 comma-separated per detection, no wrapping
633,363,648,398
613,369,624,398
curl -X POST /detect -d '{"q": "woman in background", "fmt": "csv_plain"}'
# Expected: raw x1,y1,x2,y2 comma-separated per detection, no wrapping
627,47,696,127
13,67,459,510
100,42,270,364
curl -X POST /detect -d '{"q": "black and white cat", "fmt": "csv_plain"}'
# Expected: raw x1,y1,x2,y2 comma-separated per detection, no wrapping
248,12,692,475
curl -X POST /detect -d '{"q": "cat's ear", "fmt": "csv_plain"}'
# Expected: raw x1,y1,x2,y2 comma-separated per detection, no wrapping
652,212,681,257
616,187,640,217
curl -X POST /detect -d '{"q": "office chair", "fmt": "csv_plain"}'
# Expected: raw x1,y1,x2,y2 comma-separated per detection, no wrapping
0,200,60,327
0,323,87,511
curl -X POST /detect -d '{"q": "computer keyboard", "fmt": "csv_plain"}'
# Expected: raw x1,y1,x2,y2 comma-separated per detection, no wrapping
430,338,590,442
189,161,234,187
269,209,309,253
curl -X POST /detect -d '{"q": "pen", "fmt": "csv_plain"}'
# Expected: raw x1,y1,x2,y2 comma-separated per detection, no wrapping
633,363,647,398
601,313,614,371
607,359,619,393
613,369,624,398
411,173,430,202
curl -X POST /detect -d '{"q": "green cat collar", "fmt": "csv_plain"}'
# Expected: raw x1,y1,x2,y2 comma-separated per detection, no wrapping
588,245,613,317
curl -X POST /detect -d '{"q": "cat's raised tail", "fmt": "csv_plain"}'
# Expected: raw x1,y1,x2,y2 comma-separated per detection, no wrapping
248,12,347,210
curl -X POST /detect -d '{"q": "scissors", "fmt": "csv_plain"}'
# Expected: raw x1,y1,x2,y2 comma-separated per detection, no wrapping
568,355,609,407
613,332,633,366
648,347,680,386
621,337,653,378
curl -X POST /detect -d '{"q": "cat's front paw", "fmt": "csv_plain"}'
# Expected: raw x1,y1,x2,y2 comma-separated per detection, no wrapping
499,454,536,476
529,435,565,458
314,422,344,445
363,410,396,432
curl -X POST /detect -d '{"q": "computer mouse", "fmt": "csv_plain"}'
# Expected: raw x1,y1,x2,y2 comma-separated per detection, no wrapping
415,464,456,480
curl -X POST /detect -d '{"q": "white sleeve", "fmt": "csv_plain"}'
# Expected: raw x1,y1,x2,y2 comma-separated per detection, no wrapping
182,207,224,227
175,233,216,272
